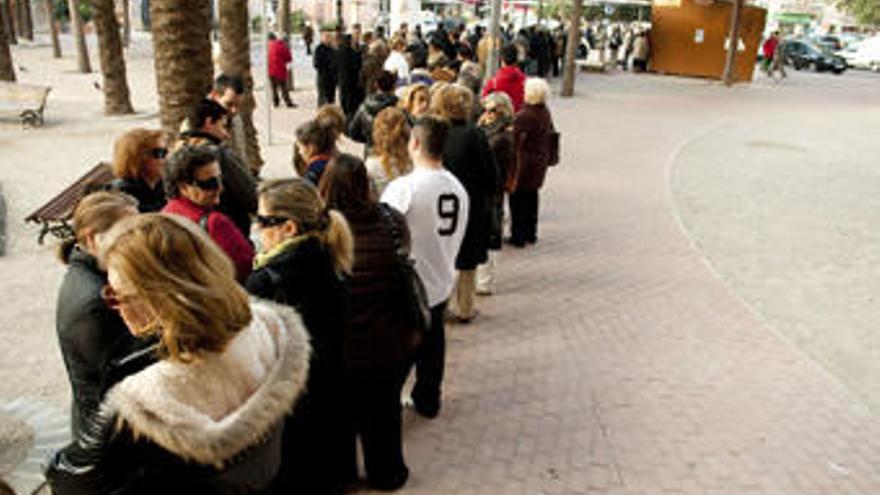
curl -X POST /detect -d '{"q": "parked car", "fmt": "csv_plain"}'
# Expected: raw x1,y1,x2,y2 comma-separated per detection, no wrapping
836,36,880,71
814,34,842,52
781,39,847,74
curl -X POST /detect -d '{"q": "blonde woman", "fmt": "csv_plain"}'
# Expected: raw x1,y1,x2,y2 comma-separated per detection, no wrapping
398,83,430,125
430,83,499,323
246,178,355,494
365,107,411,196
46,213,311,494
55,192,144,439
108,129,168,212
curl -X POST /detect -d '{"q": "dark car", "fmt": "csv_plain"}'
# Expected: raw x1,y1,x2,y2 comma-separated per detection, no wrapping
781,39,847,74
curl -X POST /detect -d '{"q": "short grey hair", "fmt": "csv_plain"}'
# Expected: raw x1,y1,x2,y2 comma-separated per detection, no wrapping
481,92,514,120
524,77,550,105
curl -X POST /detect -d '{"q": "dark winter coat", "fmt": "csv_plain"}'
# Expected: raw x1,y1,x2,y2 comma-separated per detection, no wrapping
55,247,154,438
480,118,515,250
108,177,166,212
442,120,500,270
347,92,399,149
340,204,417,370
314,42,338,89
245,237,354,494
46,301,312,495
512,103,555,192
336,44,364,118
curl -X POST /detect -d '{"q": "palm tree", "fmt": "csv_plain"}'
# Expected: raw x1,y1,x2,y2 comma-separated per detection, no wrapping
219,0,262,170
121,0,131,48
3,1,16,45
561,0,583,97
17,0,32,41
276,0,290,38
93,0,133,114
68,0,92,72
0,0,15,81
150,0,213,135
44,0,60,57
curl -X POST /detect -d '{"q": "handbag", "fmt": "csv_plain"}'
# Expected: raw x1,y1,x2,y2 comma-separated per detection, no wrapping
379,205,432,339
547,129,561,167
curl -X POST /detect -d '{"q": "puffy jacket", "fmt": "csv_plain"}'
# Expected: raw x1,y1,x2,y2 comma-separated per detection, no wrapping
347,92,399,149
269,39,292,81
482,65,526,112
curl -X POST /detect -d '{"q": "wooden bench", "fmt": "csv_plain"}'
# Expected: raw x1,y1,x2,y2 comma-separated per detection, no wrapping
25,162,114,244
0,81,51,128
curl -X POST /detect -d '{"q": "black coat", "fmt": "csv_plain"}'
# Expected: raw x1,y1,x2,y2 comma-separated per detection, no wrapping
246,237,354,494
108,177,166,213
314,43,338,89
442,120,501,270
336,45,365,118
55,247,153,437
347,92,399,149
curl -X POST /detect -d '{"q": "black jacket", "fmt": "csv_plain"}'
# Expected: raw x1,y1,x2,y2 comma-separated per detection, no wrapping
108,177,166,212
314,43,338,88
347,92,399,149
442,120,501,270
245,237,353,494
55,247,153,438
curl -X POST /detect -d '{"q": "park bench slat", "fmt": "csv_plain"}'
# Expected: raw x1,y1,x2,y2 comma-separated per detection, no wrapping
0,81,51,128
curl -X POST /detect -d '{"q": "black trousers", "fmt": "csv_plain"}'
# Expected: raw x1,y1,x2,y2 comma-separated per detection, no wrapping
509,190,539,244
410,301,447,416
552,56,561,77
347,363,410,490
317,80,337,106
270,77,294,107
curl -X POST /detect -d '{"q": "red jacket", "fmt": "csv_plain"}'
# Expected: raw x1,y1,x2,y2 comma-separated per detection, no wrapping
482,65,526,112
268,39,292,81
763,37,779,59
162,198,254,282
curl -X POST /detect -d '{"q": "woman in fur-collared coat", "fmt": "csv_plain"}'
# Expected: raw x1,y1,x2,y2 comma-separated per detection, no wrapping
46,214,312,495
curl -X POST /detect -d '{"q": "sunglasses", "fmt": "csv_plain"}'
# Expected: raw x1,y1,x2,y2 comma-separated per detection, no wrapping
192,176,222,191
150,147,168,159
255,214,291,228
101,284,137,309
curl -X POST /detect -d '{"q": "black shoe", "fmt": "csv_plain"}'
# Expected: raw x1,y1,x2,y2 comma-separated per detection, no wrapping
505,237,526,248
286,102,298,108
526,237,537,245
411,396,440,419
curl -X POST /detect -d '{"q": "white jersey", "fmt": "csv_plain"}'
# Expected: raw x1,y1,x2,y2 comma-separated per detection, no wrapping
381,166,469,307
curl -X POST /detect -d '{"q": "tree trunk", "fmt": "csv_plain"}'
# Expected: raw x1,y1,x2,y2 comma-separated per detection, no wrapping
121,0,131,47
45,0,61,57
560,0,583,97
93,0,133,114
219,0,263,171
3,1,16,45
276,0,289,39
723,0,742,87
0,0,15,80
17,0,32,40
150,0,213,135
69,0,92,72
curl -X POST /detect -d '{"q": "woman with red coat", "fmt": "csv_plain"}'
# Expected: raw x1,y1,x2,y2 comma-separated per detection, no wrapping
508,78,555,247
162,145,254,282
269,32,296,108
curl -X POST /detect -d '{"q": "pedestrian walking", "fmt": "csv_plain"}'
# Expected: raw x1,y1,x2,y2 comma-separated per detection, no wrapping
304,22,315,55
380,115,469,419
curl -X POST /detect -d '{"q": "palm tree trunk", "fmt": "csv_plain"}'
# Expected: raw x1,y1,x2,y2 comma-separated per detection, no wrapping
68,0,92,72
93,0,133,114
3,1,16,45
0,0,15,80
16,0,32,40
44,0,60,57
560,0,583,97
276,0,289,39
150,0,213,135
219,0,262,172
121,0,130,47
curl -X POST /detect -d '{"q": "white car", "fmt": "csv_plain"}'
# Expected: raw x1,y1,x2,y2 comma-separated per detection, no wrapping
837,36,880,72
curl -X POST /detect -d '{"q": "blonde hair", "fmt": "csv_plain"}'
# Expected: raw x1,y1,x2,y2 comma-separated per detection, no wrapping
371,107,411,180
258,179,354,275
59,191,139,264
524,77,550,105
100,213,252,363
400,83,429,115
430,83,474,122
482,91,514,120
112,128,165,180
316,104,346,143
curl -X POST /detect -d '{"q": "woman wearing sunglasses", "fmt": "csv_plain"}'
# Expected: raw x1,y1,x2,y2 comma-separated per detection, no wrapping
55,191,149,440
108,128,168,212
161,145,254,282
246,178,355,494
47,213,311,495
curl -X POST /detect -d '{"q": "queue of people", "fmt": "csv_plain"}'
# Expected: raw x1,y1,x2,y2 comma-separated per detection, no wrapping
44,21,559,492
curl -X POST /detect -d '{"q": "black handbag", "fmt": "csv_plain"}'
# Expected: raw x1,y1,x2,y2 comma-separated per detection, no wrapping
379,205,432,338
547,130,561,167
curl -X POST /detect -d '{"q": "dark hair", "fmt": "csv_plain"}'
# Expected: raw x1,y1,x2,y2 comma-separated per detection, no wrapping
501,44,518,66
187,98,228,131
412,115,449,160
458,44,473,60
268,32,277,41
295,119,335,155
163,145,221,198
375,70,396,92
318,153,373,213
0,477,15,495
214,74,244,95
407,44,428,68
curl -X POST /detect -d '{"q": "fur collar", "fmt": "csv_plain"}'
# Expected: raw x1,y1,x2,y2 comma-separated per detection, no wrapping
102,299,311,467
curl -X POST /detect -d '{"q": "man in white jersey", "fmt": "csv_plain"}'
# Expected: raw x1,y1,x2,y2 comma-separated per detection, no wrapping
381,115,469,419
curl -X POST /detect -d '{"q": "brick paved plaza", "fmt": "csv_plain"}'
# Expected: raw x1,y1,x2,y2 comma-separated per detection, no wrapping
2,34,880,494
